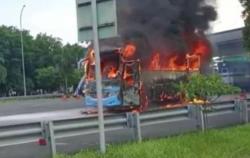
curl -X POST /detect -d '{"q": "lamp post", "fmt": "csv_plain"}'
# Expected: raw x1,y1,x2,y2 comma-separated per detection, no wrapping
20,5,27,96
91,0,106,153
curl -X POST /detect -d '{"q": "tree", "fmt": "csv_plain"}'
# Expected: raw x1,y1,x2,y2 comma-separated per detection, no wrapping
0,52,6,84
0,65,7,84
0,26,24,95
179,74,241,131
239,0,250,50
35,66,59,92
0,25,84,96
57,43,83,93
179,74,241,103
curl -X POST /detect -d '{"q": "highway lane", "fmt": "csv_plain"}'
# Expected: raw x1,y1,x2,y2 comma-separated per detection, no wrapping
0,108,86,126
0,94,246,116
0,97,84,116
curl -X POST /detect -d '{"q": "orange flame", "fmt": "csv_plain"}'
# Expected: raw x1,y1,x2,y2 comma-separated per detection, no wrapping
149,53,161,70
148,39,208,71
84,48,96,81
193,40,209,57
149,53,201,71
166,55,187,71
107,66,118,79
122,44,136,58
123,66,134,86
86,49,96,65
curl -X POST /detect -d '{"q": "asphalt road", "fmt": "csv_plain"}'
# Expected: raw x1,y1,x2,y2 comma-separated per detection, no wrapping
0,94,243,116
0,108,87,126
0,97,84,116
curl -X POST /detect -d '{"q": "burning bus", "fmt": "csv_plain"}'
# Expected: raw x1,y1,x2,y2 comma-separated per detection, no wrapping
75,38,209,111
75,0,217,111
75,45,146,111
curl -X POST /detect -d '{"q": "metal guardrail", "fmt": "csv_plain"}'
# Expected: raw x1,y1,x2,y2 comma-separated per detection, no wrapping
210,103,235,111
206,103,236,116
53,114,127,139
0,122,42,147
140,107,189,126
0,97,249,158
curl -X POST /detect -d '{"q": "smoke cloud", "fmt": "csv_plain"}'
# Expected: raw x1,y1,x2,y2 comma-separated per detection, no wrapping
117,0,217,58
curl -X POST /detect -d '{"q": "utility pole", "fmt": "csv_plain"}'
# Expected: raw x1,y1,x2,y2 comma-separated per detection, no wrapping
76,0,117,152
20,5,27,96
91,0,106,153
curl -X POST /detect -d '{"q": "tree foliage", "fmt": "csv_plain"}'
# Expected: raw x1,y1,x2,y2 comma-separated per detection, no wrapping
180,74,241,101
0,52,6,84
35,66,59,91
239,0,250,50
0,25,84,96
0,65,7,84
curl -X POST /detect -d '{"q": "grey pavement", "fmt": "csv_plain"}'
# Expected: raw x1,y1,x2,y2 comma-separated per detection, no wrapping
0,98,84,116
0,94,246,117
0,108,86,126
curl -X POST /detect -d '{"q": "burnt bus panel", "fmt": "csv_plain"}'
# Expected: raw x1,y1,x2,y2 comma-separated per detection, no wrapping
141,71,190,83
141,71,198,105
84,51,141,108
121,61,141,106
84,80,122,107
122,87,140,106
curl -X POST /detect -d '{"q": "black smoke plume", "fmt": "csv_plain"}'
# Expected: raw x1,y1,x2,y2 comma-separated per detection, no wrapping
117,0,217,58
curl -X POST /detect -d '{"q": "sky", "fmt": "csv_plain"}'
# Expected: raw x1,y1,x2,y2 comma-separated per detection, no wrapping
0,0,245,44
211,0,244,32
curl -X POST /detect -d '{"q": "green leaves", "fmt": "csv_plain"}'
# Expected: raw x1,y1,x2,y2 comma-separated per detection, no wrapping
180,74,241,101
35,66,59,91
0,25,84,95
239,0,250,51
0,64,7,84
0,51,6,84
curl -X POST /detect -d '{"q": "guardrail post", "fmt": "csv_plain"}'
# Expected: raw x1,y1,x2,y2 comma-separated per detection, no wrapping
42,121,57,158
235,99,248,124
188,105,206,132
127,112,142,142
242,102,248,124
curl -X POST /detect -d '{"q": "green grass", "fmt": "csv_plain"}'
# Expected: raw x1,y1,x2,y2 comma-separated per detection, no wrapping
57,124,250,158
0,96,60,105
0,99,17,104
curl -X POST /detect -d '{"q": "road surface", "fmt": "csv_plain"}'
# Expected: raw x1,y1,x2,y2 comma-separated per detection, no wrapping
0,94,244,116
0,97,83,116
